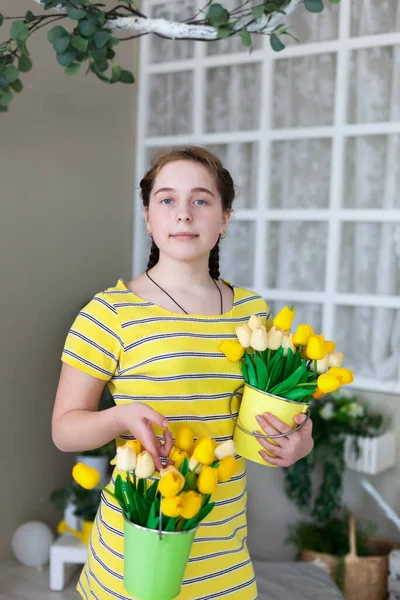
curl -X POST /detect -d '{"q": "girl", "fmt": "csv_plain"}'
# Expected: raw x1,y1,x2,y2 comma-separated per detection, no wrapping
53,146,313,600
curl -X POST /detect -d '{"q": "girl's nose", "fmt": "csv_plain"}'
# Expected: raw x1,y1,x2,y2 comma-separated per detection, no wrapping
177,211,192,222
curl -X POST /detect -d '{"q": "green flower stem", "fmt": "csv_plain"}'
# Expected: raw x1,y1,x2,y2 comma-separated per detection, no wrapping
267,349,271,364
314,359,317,375
294,382,319,387
176,518,185,532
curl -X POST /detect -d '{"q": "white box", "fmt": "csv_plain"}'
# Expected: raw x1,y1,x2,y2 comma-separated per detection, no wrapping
344,431,396,475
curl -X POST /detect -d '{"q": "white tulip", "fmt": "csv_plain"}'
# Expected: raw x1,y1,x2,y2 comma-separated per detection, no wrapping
267,326,284,350
135,451,155,479
328,352,344,368
247,315,263,331
316,356,330,374
281,333,297,357
188,455,202,474
115,445,137,472
214,440,236,460
236,324,252,348
251,326,268,351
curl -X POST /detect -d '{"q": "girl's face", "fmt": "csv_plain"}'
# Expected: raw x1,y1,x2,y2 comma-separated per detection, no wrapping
145,160,230,265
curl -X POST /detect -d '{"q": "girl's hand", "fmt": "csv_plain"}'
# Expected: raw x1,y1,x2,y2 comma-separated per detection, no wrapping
254,412,313,467
117,403,174,471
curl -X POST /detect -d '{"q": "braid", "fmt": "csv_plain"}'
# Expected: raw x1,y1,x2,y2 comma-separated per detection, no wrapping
209,241,220,280
146,240,160,270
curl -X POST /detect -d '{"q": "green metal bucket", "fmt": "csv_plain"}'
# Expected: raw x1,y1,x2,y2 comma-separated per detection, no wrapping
123,516,197,600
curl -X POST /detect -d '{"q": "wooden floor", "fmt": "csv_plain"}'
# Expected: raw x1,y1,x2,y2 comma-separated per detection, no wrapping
0,561,81,599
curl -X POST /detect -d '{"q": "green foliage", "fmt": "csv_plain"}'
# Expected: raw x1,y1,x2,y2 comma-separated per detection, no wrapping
50,482,101,521
286,514,374,557
0,0,340,111
284,391,383,523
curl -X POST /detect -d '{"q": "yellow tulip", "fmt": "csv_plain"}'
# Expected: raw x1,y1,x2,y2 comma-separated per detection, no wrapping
197,466,218,495
328,352,344,368
214,440,236,460
307,335,327,360
158,467,185,498
293,324,314,346
135,451,155,479
219,340,245,362
217,456,237,482
235,324,252,348
161,496,184,518
175,427,195,453
324,340,336,354
72,462,101,490
281,333,297,357
273,306,295,332
317,373,342,394
328,367,354,385
169,446,189,470
126,440,142,456
193,438,216,466
180,491,203,519
247,315,263,331
251,326,268,351
267,326,284,350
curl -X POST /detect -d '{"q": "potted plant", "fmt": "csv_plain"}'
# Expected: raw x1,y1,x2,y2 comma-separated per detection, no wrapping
283,390,383,523
219,307,354,466
51,483,101,545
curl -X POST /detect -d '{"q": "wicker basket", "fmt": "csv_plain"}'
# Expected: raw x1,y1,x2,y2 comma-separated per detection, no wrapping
301,513,397,600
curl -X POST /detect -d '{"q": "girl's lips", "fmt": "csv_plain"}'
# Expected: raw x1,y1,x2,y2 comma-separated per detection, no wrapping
171,234,198,238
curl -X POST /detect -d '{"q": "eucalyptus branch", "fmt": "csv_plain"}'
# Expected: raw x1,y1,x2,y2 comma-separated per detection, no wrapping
0,0,341,112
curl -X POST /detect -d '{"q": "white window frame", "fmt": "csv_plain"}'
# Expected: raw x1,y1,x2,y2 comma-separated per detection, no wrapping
133,0,400,394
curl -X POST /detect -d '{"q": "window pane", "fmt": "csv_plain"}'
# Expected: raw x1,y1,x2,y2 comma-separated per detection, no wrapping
150,1,195,63
339,223,400,295
266,221,327,291
220,220,255,288
206,63,261,132
268,301,323,332
147,72,194,136
273,54,336,128
270,139,331,209
351,0,400,37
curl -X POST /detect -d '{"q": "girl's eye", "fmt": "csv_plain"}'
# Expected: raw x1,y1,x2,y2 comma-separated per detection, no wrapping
195,200,206,206
161,198,172,205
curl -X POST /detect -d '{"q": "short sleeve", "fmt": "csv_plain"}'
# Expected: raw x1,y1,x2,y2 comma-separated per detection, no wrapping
61,293,123,381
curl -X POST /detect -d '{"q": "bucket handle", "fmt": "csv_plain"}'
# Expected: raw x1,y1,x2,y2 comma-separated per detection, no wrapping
159,497,163,541
229,383,311,440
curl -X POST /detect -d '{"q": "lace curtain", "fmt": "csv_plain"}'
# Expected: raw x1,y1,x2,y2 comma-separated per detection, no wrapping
137,0,400,388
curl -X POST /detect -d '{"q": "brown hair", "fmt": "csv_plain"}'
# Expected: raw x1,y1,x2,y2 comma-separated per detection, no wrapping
140,146,235,280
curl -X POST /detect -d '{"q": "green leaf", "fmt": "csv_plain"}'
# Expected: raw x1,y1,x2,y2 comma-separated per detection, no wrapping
18,55,32,73
251,6,265,20
137,478,145,497
65,62,83,75
17,40,30,56
119,69,135,84
240,28,252,48
0,14,3,27
254,355,269,390
267,347,284,376
95,59,108,72
283,348,295,380
241,362,249,384
67,7,87,20
180,457,189,477
79,18,97,37
71,35,89,53
47,26,69,44
305,0,324,12
194,501,215,526
284,387,313,401
0,90,13,107
56,50,76,67
94,30,111,48
10,79,23,93
165,517,177,532
92,46,107,61
0,74,9,92
53,36,70,53
134,493,149,526
25,10,36,23
206,4,230,27
270,364,307,396
0,105,9,112
146,497,159,529
217,25,231,39
267,348,285,390
110,64,121,84
145,480,159,504
4,66,19,83
114,474,127,512
244,352,257,387
270,33,285,52
10,22,29,42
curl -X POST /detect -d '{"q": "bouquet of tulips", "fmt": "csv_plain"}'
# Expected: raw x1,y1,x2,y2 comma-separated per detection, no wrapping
219,306,354,403
72,427,237,532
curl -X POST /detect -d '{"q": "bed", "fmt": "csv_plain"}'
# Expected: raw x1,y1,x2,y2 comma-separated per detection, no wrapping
253,560,345,600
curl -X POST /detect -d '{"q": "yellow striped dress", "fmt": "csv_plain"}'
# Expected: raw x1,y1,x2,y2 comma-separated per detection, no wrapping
61,278,270,600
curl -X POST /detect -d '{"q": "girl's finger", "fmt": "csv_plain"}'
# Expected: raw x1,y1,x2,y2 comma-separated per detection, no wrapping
253,430,282,453
262,412,293,435
259,450,285,465
255,415,290,443
159,429,174,457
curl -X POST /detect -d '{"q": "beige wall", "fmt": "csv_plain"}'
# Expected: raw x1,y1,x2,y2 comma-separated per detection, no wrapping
0,1,138,561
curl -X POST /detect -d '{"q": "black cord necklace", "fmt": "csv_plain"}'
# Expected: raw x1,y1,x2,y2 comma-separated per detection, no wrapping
145,270,223,315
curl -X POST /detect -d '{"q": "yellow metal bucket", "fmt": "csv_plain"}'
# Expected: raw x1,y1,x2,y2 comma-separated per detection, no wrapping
230,383,310,466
